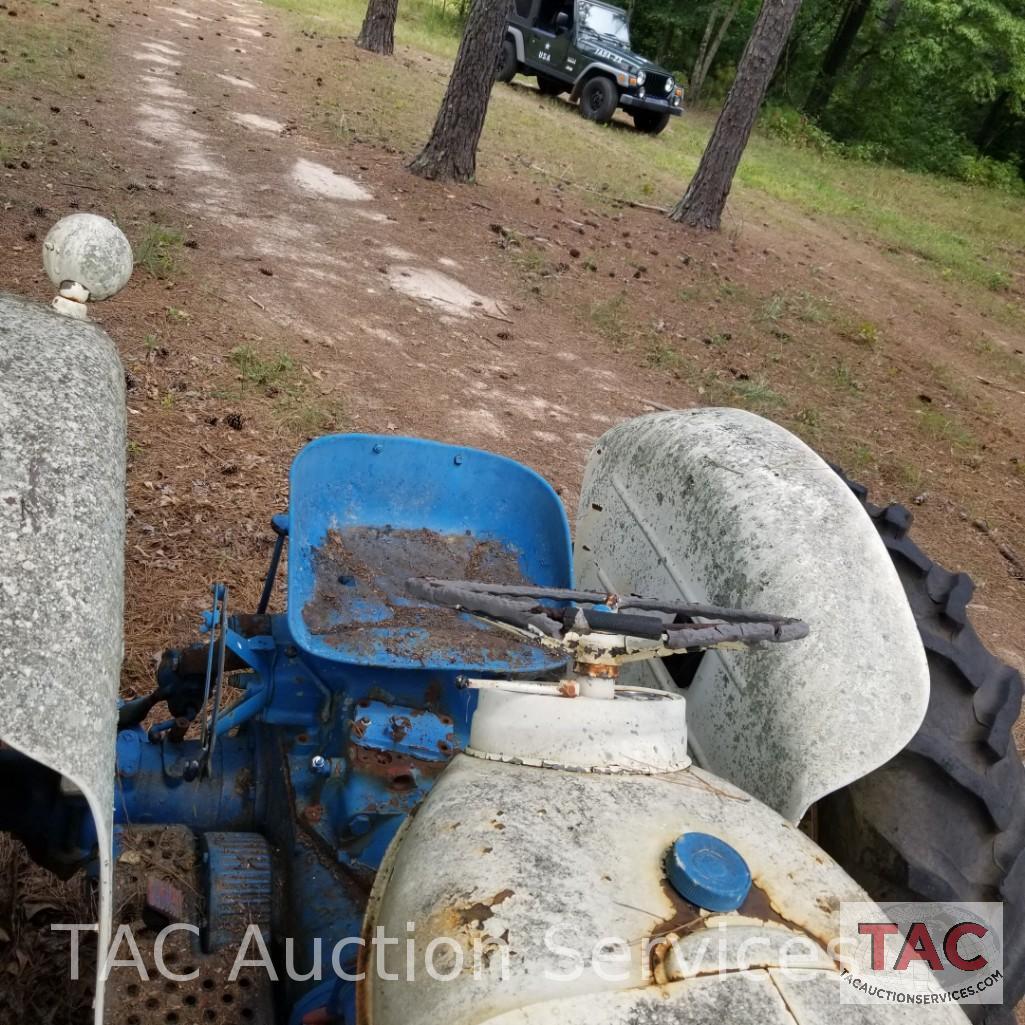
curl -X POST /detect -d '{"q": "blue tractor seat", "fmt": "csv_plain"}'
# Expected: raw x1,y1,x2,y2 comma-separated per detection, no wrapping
286,434,573,673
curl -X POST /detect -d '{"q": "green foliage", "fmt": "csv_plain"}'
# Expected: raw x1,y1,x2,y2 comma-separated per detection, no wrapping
954,154,1025,193
761,106,839,155
229,346,297,389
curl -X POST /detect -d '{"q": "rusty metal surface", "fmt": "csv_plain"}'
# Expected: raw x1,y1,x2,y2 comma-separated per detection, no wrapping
301,526,548,666
105,826,274,1025
362,755,969,1025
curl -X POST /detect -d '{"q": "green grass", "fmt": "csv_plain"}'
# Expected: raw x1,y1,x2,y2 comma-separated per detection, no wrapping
730,376,785,409
917,407,976,448
135,225,186,280
588,294,631,348
229,346,297,390
266,0,1025,296
276,393,349,436
0,5,103,158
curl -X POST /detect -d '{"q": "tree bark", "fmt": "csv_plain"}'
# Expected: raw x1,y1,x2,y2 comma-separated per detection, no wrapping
803,0,872,117
851,0,902,93
356,0,399,55
671,0,803,230
976,90,1010,154
409,0,511,182
690,0,744,102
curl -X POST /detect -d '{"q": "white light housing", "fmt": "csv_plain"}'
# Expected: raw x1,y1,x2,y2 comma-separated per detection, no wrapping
636,70,646,86
665,76,674,93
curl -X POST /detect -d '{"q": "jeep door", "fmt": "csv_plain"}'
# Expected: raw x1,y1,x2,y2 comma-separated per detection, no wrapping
525,0,574,78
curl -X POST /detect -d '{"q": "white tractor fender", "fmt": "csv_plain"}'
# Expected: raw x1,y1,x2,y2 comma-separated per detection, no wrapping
573,408,929,823
0,293,126,1024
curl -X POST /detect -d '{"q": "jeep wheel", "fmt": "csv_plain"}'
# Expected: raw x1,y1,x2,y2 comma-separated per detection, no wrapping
536,73,565,96
817,475,1025,1025
632,109,670,135
496,39,518,84
579,76,618,123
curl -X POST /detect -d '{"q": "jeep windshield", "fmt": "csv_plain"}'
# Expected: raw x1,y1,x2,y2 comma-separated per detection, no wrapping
577,1,630,45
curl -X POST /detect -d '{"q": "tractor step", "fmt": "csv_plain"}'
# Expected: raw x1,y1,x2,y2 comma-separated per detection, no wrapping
105,825,273,1025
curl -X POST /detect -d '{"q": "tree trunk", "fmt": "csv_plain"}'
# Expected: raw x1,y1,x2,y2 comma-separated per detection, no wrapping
803,0,872,117
409,0,511,182
690,2,721,98
851,0,902,93
671,0,802,230
690,0,744,102
976,91,1010,154
356,0,399,55
656,23,677,65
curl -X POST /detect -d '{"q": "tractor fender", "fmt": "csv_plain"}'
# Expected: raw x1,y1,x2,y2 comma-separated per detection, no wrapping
574,408,929,823
0,293,126,1024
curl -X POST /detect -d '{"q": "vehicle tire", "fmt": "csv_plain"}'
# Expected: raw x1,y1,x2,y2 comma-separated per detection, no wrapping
632,110,670,135
536,73,565,96
818,474,1025,1025
578,75,618,123
496,39,518,84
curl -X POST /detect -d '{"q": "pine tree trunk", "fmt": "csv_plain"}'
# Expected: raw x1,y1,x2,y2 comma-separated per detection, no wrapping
409,0,511,182
356,0,399,55
803,0,872,117
671,0,802,230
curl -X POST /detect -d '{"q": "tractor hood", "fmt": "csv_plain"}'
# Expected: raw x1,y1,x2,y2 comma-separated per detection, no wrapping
0,293,126,1025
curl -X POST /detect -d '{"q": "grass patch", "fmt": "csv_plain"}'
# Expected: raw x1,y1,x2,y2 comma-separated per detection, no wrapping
589,294,631,349
832,361,862,393
762,290,833,325
276,393,349,436
643,334,681,370
229,346,297,391
731,376,785,409
135,225,185,280
0,6,104,158
917,407,976,448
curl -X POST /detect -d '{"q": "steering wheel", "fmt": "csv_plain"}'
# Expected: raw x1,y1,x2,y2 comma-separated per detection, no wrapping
407,577,808,669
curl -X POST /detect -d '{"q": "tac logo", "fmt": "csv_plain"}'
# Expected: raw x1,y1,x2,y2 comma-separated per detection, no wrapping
839,901,1004,1006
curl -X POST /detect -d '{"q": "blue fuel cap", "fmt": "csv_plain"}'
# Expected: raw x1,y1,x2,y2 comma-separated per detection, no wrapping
666,832,751,912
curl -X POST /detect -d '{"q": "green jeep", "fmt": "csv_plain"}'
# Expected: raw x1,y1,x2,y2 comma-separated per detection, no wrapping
498,0,683,135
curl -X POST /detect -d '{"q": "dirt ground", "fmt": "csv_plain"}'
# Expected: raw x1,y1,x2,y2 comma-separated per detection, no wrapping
1,0,1024,1016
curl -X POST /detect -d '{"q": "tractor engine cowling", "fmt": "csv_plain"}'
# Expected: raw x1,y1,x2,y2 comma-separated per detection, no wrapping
361,678,968,1024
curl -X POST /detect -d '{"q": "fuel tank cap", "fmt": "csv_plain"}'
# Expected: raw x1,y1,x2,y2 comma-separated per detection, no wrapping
666,832,751,912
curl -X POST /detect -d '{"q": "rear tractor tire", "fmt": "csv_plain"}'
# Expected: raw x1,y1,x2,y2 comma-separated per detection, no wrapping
496,39,518,84
818,475,1025,1025
578,75,618,123
632,109,670,135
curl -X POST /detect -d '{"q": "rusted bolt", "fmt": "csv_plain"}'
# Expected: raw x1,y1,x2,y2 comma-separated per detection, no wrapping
303,803,324,825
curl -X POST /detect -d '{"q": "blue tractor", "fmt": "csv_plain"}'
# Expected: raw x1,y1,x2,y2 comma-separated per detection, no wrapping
1,293,1021,1024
